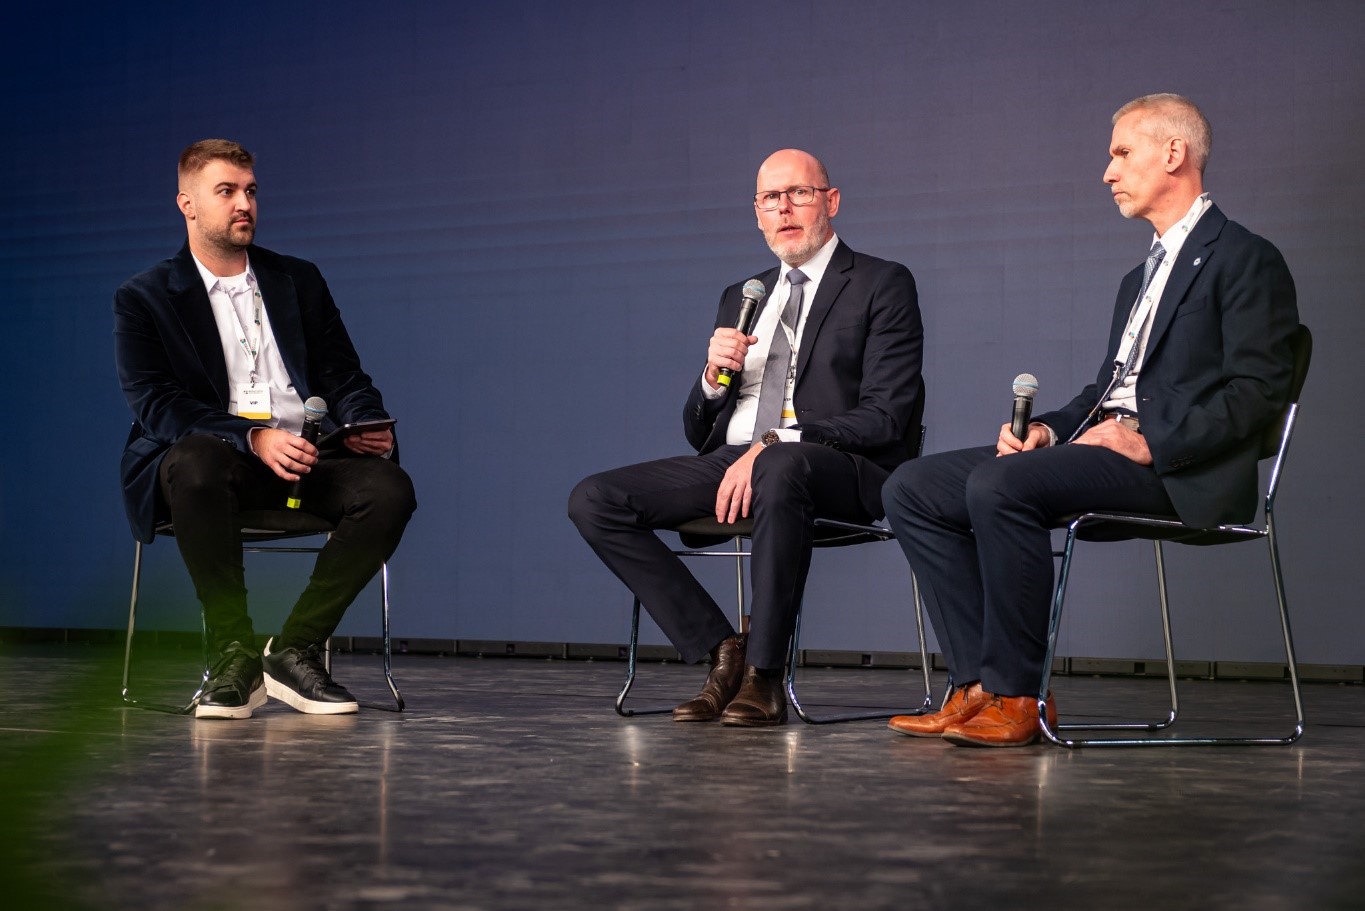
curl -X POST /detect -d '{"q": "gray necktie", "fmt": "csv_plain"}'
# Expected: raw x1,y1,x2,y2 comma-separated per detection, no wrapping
752,269,807,440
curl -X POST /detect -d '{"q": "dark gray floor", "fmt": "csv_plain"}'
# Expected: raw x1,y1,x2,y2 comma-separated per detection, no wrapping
2,645,1363,911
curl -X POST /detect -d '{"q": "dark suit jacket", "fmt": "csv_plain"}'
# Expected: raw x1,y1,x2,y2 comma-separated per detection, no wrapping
1034,205,1299,527
114,244,392,542
682,239,924,517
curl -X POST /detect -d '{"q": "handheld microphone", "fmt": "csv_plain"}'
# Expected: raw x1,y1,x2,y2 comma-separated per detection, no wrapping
1010,374,1039,443
285,396,328,510
715,279,768,388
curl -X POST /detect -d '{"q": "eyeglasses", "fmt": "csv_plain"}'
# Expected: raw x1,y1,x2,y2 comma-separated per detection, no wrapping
753,186,830,210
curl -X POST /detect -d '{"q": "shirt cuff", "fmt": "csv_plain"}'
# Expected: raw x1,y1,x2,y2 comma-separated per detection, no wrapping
701,372,726,400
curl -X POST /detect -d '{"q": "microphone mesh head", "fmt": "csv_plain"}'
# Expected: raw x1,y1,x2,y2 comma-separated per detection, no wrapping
1012,373,1039,399
742,279,767,302
303,396,328,422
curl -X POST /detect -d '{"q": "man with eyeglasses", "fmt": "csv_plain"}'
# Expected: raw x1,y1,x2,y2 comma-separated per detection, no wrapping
570,149,923,725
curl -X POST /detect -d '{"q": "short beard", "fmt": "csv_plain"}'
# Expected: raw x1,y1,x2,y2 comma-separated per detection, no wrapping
766,212,831,266
203,221,255,255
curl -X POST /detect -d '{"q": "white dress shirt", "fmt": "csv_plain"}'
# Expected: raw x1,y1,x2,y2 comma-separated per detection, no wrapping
193,254,306,435
702,232,841,445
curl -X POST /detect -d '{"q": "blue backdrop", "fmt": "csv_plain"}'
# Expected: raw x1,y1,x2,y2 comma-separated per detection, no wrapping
2,1,1361,665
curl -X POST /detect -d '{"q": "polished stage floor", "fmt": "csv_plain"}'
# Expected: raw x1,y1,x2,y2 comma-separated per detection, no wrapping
2,645,1362,911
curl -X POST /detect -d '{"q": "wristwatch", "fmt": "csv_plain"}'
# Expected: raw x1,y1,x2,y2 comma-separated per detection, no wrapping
760,429,782,448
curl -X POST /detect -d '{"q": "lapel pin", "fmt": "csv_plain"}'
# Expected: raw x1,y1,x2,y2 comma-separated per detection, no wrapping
1191,257,1202,267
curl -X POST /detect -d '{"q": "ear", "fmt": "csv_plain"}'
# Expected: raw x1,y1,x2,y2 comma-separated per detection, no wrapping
177,190,195,220
1164,137,1187,174
824,186,841,218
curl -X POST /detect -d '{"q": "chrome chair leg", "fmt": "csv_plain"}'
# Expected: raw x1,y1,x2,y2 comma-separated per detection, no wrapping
785,572,935,724
615,596,671,717
122,540,208,715
379,561,404,711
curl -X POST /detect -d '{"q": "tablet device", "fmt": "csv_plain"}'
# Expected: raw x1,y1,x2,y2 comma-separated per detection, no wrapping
318,418,396,446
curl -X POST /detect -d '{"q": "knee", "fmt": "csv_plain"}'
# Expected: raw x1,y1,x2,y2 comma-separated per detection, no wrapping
881,458,929,517
567,473,612,530
362,460,417,525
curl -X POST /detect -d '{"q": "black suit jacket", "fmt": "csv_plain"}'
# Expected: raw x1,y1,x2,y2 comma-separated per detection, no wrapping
114,244,392,542
1034,205,1299,527
683,240,924,516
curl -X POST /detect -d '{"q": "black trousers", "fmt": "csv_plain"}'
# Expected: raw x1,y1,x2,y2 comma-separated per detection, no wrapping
881,444,1174,697
158,434,416,654
568,442,880,670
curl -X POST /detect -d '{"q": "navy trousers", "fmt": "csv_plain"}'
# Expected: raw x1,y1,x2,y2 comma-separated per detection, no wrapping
569,442,880,670
881,443,1174,696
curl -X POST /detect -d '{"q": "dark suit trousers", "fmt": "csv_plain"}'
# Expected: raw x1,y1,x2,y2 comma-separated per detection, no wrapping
881,443,1174,696
158,434,416,654
569,442,879,669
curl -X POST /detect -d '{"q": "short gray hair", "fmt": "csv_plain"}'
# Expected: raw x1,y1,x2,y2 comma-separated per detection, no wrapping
1113,94,1212,174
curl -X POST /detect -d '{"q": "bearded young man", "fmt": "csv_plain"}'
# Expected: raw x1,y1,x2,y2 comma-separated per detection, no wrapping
115,139,416,720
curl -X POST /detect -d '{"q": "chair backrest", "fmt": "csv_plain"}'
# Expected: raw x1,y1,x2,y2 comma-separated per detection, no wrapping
1262,324,1312,510
1259,324,1313,461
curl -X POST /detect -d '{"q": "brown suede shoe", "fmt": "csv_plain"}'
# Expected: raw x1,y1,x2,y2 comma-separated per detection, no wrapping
719,665,788,726
887,682,989,737
672,634,746,722
941,692,1059,748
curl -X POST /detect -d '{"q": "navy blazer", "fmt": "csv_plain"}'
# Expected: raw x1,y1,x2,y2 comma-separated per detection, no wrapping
682,240,924,517
1034,205,1299,527
114,244,392,542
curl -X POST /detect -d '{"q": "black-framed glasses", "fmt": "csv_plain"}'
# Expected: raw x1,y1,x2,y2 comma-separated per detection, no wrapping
753,186,830,210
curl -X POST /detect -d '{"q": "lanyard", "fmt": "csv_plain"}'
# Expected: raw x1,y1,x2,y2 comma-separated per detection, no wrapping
222,279,265,384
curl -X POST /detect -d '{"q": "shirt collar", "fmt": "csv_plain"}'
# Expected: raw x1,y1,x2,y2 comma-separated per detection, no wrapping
191,251,255,295
1153,193,1212,262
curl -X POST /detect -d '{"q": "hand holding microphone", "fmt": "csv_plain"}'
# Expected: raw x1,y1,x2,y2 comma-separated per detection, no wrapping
1010,373,1038,441
285,396,328,509
997,374,1040,456
712,279,768,389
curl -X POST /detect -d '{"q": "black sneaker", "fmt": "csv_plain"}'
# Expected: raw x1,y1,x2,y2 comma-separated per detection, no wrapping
195,641,266,720
262,638,358,715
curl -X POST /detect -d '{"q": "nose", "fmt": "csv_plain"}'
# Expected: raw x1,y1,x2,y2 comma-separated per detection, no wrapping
776,191,794,214
1103,160,1119,185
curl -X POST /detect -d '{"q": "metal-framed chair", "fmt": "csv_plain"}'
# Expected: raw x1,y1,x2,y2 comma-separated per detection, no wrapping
1038,324,1312,747
121,509,403,714
616,428,936,724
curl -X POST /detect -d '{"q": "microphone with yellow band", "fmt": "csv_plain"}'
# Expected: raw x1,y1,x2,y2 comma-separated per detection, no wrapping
285,396,327,510
715,279,767,389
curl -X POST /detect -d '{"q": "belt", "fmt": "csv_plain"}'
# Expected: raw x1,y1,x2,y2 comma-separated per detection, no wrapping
1101,411,1141,433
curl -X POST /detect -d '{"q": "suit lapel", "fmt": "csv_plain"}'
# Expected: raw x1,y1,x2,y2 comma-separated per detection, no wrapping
1144,205,1227,358
795,240,852,382
252,253,311,398
167,246,230,407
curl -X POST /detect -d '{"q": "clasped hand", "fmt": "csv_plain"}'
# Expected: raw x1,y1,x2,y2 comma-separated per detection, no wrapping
996,420,1151,464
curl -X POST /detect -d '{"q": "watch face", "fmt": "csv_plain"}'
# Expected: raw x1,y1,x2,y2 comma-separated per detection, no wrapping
762,430,780,447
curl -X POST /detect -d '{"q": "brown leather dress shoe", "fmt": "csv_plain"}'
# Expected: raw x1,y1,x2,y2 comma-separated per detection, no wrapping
887,682,988,737
719,665,788,726
673,634,746,722
941,692,1059,748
